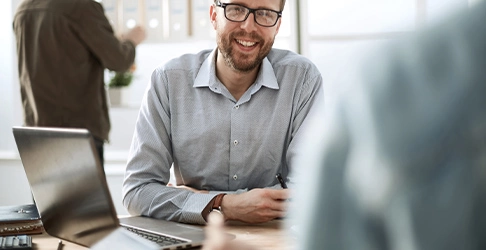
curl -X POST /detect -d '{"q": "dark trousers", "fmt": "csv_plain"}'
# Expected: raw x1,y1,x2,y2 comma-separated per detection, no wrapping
93,137,104,168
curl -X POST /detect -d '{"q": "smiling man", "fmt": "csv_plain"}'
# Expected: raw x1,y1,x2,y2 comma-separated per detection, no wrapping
122,0,324,225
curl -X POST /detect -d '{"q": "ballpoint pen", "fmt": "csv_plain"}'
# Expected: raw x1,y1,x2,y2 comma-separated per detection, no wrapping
276,173,288,189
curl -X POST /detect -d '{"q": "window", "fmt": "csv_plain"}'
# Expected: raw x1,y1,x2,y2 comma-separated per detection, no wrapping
299,0,469,103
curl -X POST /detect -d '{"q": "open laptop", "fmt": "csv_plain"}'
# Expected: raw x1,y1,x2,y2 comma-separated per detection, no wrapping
12,126,205,249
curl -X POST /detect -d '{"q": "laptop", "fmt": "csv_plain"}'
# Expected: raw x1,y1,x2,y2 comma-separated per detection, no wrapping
12,126,205,249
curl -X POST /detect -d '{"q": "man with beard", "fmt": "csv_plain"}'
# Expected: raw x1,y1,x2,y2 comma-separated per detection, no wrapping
122,0,323,225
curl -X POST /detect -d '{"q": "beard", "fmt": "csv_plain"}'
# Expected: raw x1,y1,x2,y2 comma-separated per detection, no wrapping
217,30,275,73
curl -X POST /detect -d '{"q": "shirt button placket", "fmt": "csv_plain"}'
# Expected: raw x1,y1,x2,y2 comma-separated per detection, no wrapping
232,140,239,182
230,104,241,188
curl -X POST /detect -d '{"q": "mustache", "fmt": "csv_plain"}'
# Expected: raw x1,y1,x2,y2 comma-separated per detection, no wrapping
229,31,263,43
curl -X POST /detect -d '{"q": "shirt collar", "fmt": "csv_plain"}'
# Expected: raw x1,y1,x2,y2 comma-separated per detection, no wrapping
193,48,279,91
193,49,218,89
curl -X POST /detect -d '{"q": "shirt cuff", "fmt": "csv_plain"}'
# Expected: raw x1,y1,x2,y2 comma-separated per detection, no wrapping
182,193,219,224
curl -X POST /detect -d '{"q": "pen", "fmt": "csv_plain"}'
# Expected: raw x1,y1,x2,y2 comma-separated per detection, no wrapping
276,173,288,189
57,240,63,250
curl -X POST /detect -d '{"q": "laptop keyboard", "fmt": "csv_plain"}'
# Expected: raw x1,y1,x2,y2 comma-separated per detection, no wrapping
124,226,189,246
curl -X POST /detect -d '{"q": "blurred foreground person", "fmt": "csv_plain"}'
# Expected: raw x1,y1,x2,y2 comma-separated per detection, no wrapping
203,2,486,250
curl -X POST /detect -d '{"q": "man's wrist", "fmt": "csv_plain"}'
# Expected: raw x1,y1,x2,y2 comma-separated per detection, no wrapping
212,193,226,210
203,193,226,222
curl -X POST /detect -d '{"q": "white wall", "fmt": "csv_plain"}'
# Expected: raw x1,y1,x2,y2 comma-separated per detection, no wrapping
1,0,20,155
0,0,27,206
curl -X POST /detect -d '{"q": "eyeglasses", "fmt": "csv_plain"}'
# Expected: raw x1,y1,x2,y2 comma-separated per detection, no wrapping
215,1,282,27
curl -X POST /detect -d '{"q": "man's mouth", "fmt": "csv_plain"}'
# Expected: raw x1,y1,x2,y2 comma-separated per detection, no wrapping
236,39,257,47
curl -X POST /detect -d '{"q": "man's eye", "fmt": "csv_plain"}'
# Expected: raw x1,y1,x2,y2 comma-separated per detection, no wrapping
231,6,246,13
257,10,272,17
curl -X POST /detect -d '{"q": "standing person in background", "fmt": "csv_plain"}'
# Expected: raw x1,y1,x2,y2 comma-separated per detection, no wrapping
123,0,323,225
202,1,486,250
13,0,146,165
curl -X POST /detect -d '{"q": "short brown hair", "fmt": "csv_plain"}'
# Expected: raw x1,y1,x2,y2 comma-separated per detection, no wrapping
214,0,287,11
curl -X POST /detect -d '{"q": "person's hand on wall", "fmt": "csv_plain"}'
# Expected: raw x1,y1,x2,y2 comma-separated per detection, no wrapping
122,26,147,46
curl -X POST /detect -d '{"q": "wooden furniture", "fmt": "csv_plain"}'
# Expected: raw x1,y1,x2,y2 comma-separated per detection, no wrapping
30,219,295,250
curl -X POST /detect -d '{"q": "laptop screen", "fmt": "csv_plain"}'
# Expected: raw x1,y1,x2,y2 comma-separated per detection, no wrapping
13,126,119,247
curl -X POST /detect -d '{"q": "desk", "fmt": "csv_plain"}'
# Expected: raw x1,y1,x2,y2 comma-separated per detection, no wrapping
30,220,294,250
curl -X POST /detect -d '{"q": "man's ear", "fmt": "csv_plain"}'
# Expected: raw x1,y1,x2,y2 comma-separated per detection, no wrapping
210,5,217,30
274,18,282,35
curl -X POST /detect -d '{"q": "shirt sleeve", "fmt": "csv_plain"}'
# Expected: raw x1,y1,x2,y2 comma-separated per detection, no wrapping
285,68,325,181
122,68,214,224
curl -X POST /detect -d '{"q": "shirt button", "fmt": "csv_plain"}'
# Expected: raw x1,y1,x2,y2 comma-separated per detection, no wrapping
233,174,238,180
234,105,239,109
233,140,238,146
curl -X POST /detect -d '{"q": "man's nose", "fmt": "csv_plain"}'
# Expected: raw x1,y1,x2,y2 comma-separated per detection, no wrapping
239,12,258,32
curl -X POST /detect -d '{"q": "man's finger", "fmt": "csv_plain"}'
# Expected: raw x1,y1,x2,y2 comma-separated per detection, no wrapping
203,212,227,250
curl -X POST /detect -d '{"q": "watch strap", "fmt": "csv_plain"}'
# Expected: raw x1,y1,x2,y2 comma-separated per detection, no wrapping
203,193,227,222
212,193,226,210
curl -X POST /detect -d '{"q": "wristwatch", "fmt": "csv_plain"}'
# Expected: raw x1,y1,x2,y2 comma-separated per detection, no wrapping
209,193,226,216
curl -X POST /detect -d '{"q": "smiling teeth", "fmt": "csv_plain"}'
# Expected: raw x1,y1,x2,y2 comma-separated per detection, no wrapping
237,40,256,47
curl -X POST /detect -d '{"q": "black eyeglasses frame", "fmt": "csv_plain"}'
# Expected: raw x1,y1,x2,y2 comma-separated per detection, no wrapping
215,1,282,27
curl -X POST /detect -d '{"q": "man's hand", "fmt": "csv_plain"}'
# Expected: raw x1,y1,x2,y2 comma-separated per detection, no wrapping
221,188,290,223
202,212,258,250
121,25,146,46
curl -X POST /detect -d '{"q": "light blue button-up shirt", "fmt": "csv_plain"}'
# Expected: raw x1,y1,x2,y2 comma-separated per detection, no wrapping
123,48,324,224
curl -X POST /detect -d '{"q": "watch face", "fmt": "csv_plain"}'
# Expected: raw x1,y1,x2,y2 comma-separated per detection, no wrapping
210,208,224,216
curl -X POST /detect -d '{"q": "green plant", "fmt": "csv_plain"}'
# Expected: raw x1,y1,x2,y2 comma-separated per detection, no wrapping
107,64,136,88
108,71,133,88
